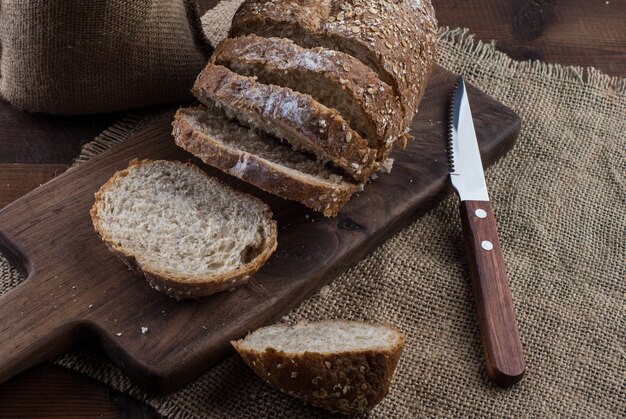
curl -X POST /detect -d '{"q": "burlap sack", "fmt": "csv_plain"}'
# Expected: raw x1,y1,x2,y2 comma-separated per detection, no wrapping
0,0,211,115
1,1,625,417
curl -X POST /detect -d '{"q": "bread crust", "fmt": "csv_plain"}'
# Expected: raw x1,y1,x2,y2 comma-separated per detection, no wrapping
193,63,378,182
232,320,405,415
173,107,358,217
230,0,438,128
211,35,402,159
90,159,278,300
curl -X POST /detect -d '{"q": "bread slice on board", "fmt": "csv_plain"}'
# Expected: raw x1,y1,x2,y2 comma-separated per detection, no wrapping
173,106,358,217
192,63,378,182
232,320,405,414
211,35,402,159
229,0,438,127
90,159,277,300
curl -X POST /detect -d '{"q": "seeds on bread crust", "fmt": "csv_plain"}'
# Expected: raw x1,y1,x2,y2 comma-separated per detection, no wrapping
230,0,438,128
232,320,405,414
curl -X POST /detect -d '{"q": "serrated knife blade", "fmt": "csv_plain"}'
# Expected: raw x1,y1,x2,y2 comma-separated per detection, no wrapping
448,75,525,387
448,76,489,201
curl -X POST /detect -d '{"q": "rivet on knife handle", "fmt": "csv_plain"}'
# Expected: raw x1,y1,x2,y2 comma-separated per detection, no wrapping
460,200,525,386
448,75,525,386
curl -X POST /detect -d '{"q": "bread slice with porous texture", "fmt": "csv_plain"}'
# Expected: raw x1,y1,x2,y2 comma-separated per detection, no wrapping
90,159,277,300
211,35,402,159
232,320,405,415
192,63,378,182
173,106,358,217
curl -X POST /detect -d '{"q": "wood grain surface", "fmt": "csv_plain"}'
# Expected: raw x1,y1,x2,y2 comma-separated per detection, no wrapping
0,65,519,395
0,364,152,419
460,200,525,387
0,0,623,416
433,0,625,77
0,164,69,208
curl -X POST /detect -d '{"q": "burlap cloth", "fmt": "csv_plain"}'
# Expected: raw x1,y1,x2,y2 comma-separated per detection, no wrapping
1,1,625,417
0,0,211,114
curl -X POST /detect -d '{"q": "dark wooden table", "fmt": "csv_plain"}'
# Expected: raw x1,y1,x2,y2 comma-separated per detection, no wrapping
0,0,624,417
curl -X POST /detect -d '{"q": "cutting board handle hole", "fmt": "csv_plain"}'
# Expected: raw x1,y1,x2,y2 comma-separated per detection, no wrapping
0,230,30,279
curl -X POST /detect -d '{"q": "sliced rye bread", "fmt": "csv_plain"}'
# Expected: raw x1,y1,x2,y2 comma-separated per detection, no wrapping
211,34,402,159
229,0,438,128
232,320,405,414
192,63,378,182
173,106,359,217
90,159,277,300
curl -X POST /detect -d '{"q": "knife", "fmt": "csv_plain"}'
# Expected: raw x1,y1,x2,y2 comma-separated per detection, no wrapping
448,75,525,387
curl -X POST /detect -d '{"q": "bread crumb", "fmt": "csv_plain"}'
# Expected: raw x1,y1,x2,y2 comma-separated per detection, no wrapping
381,158,394,173
88,304,93,308
141,326,149,334
116,332,123,337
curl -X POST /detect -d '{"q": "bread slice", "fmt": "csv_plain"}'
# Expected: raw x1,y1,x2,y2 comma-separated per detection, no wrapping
211,35,402,159
90,159,277,300
232,320,405,414
173,106,358,217
192,63,378,182
230,0,438,128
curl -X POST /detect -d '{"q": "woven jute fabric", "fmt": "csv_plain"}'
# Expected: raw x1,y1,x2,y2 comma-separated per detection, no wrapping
0,0,211,115
1,1,625,416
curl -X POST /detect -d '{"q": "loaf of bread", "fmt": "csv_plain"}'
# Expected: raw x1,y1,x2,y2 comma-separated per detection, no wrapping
175,0,437,216
232,320,405,414
211,35,402,160
193,63,378,182
230,0,438,128
90,159,277,299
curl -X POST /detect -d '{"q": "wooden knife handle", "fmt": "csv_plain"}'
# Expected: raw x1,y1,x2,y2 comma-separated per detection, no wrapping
460,200,525,386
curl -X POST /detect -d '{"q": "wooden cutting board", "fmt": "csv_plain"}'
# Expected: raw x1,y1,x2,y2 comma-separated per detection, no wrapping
0,66,519,394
